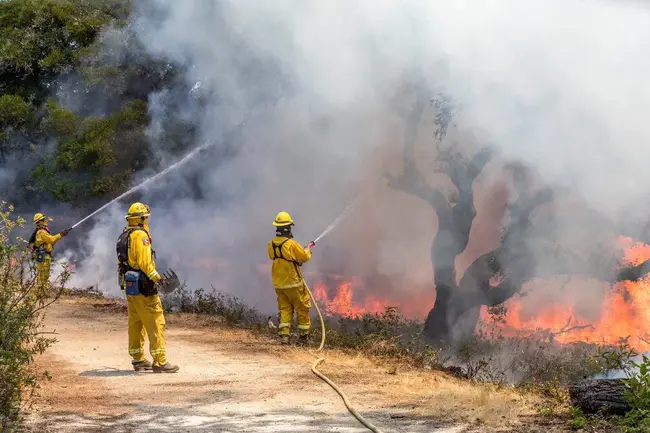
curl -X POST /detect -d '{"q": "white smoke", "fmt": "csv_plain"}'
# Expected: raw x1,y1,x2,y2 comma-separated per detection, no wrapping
67,0,650,318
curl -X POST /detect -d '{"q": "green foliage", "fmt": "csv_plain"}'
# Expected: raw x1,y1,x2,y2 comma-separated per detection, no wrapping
0,95,33,130
0,202,70,429
621,355,650,432
42,100,76,137
566,407,588,430
0,94,36,158
33,99,148,203
622,354,650,409
0,0,189,206
0,0,130,100
622,412,650,433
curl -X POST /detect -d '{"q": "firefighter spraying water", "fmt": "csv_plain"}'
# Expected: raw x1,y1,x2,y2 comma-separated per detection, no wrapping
28,213,71,295
269,202,384,433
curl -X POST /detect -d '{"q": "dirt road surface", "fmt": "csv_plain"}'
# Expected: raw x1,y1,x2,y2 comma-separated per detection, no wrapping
26,297,546,433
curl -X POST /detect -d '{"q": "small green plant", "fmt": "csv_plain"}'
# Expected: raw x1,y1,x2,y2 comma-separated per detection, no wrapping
0,202,70,429
537,406,556,417
622,354,650,410
621,354,650,432
567,407,588,430
595,338,639,374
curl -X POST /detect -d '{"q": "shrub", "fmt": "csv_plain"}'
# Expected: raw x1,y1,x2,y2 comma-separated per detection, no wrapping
567,407,588,430
0,203,70,429
311,307,443,369
163,287,264,326
621,354,650,432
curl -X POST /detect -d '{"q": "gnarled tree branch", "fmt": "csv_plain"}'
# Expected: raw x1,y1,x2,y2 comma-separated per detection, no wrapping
385,81,450,212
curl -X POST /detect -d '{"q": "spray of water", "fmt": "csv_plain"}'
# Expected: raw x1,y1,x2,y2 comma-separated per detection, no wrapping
71,142,212,229
313,195,364,244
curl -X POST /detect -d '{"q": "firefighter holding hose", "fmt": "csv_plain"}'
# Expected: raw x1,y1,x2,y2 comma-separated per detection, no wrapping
29,213,71,296
268,211,315,345
116,202,179,373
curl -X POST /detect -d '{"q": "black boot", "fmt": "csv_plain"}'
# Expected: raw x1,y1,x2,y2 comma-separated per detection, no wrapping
132,359,153,371
297,334,311,346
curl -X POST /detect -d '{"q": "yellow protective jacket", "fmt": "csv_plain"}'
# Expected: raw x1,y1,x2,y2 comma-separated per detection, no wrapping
124,222,161,283
268,236,312,289
34,228,62,254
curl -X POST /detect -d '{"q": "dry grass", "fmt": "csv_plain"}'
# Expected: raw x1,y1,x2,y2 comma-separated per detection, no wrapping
31,354,128,416
281,346,551,429
52,295,576,431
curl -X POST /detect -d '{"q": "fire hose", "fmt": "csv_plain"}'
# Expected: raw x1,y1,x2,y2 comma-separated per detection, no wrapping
299,198,385,433
305,280,384,433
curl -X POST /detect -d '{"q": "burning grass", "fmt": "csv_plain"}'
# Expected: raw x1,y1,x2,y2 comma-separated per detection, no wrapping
159,286,633,390
477,236,650,355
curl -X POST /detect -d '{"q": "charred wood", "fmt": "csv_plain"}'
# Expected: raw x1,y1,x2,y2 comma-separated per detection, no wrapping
569,378,631,415
615,258,650,282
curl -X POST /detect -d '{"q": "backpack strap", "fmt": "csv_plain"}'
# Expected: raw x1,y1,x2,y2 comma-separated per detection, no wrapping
272,238,294,262
30,228,50,254
29,229,38,248
272,238,304,281
117,227,149,268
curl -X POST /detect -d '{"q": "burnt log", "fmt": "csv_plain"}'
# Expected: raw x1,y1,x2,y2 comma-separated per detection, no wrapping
568,378,631,415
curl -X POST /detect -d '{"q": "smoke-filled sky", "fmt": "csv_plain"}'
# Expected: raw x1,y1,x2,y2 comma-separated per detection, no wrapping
60,0,650,315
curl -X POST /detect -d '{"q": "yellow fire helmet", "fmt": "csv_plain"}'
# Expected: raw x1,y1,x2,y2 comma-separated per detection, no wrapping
273,211,294,227
33,213,46,225
125,202,151,220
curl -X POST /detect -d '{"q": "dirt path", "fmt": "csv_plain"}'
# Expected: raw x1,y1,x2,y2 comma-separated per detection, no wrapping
26,297,547,433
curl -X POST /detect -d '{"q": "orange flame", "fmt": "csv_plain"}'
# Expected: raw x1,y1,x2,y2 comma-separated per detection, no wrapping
311,278,433,319
313,279,390,318
183,256,433,318
181,239,649,353
479,236,650,352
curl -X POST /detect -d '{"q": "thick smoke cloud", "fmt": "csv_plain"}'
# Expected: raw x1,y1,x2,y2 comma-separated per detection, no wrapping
67,0,650,318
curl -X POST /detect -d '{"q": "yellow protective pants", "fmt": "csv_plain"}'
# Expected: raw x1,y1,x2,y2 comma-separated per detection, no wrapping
127,294,167,367
36,257,51,298
275,283,312,336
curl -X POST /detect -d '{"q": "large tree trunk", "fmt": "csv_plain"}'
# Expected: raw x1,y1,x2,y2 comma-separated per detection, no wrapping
424,284,484,344
388,84,650,345
569,379,631,415
388,84,500,343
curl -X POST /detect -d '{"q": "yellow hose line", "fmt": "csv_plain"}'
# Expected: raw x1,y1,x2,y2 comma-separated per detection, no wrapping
305,284,384,433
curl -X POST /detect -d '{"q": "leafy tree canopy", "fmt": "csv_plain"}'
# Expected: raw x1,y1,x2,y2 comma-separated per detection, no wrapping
0,0,187,207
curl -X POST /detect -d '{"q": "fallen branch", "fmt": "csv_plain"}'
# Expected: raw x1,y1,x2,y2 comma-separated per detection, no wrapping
569,378,630,415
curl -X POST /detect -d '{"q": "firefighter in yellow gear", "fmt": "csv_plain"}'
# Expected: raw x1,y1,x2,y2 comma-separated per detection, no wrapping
29,213,70,297
116,202,179,373
268,211,314,345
